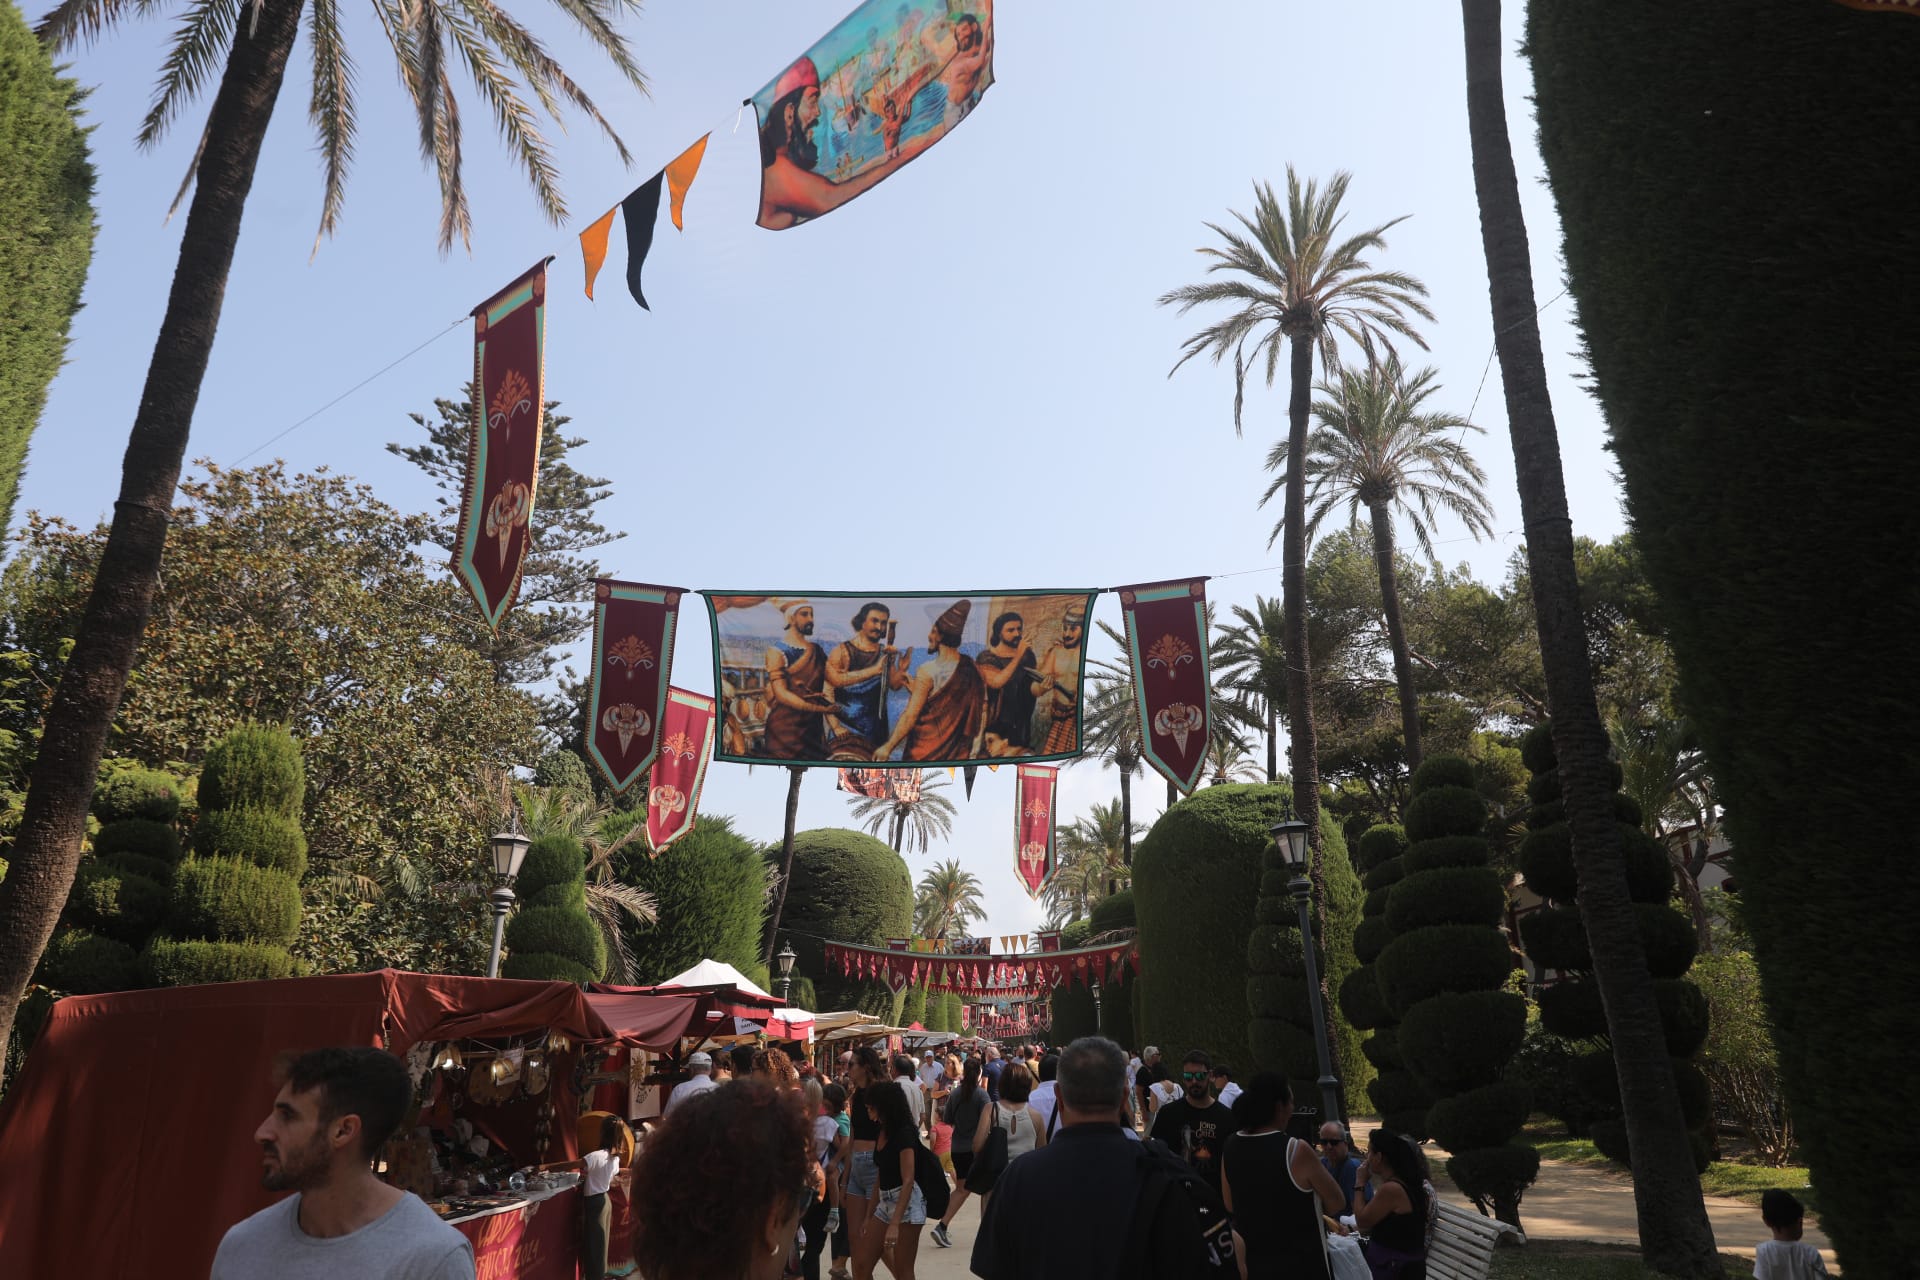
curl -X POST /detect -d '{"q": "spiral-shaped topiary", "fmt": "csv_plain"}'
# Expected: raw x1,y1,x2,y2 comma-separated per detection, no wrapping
93,765,184,824
1348,823,1407,1132
1514,718,1711,1166
150,725,307,986
1379,754,1535,1225
502,834,604,984
35,928,143,994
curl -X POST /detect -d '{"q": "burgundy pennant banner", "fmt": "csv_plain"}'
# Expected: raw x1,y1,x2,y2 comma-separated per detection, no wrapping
821,938,1133,995
1118,577,1212,796
1015,764,1057,899
455,258,554,629
645,688,714,853
587,580,685,793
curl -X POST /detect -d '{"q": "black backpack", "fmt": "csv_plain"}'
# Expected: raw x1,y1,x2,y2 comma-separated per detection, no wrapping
1120,1137,1237,1280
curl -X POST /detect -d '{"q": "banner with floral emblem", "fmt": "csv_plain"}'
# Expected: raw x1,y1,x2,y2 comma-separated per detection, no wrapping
455,258,553,628
587,580,684,794
645,688,714,854
1014,764,1056,899
1117,577,1212,796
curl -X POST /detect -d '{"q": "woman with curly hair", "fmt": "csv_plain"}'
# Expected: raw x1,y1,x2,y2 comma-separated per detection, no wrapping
629,1079,814,1280
753,1046,802,1091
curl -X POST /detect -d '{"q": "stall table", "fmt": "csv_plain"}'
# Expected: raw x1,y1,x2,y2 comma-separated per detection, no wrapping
449,1183,582,1280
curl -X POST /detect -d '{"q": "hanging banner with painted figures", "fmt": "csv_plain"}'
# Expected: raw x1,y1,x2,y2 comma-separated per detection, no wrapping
646,688,715,853
587,580,684,794
1014,764,1057,899
706,590,1094,767
455,258,553,628
750,0,994,230
1118,577,1212,796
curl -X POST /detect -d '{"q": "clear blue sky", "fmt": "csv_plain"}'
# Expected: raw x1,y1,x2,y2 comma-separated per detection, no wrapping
20,1,1626,948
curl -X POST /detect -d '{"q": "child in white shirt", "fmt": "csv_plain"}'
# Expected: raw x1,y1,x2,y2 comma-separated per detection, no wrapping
1753,1189,1827,1280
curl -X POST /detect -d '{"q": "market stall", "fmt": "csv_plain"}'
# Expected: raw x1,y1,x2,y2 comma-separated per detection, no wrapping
0,969,697,1278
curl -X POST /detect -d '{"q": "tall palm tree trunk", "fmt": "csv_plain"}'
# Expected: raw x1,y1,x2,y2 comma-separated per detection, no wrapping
1266,704,1278,782
1368,502,1423,770
1119,769,1133,867
764,765,806,962
0,2,308,1056
1283,334,1338,1079
1460,3,1718,1272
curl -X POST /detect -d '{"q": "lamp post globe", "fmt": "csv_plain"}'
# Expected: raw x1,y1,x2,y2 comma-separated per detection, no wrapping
484,828,532,979
1268,817,1342,1130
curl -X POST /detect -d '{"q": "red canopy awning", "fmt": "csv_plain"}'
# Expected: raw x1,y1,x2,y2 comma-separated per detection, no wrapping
580,990,703,1049
0,970,636,1278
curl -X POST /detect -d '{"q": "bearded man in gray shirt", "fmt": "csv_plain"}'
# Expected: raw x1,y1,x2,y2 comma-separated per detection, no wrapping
212,1045,473,1279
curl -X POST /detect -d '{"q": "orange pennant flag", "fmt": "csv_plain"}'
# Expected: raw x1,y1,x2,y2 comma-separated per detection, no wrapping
579,204,619,300
664,134,710,232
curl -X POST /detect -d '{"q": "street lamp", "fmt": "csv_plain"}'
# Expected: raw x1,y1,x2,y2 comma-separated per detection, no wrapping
1271,816,1342,1130
1090,976,1104,1037
484,824,532,979
776,942,798,1004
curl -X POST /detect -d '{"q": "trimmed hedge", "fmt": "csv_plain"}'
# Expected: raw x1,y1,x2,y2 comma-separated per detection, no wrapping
1402,836,1491,874
771,827,912,1015
1361,1026,1403,1071
1539,976,1609,1041
1355,824,1408,873
1375,926,1516,1017
1519,723,1556,775
1636,904,1699,980
1447,1146,1545,1207
1384,867,1507,934
1403,785,1486,845
1363,859,1405,893
1353,915,1395,967
66,859,168,943
93,818,183,864
1519,824,1577,905
102,851,175,887
1340,965,1392,1032
1654,978,1711,1058
144,938,295,986
94,768,182,823
502,834,602,984
1397,990,1528,1095
36,928,141,994
198,725,305,814
1518,906,1589,972
1427,1082,1533,1154
193,807,308,879
1410,755,1477,793
1366,1067,1431,1131
612,814,768,982
167,859,302,946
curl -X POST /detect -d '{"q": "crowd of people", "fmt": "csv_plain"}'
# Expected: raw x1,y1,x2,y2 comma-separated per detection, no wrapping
211,1035,1593,1280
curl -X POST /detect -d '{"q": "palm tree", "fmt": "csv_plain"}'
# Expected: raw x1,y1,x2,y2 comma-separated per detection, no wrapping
914,858,986,941
1459,2,1717,1268
1159,169,1432,937
1079,669,1145,865
1264,356,1496,770
0,0,648,1052
849,775,957,855
1204,730,1262,787
1211,596,1288,782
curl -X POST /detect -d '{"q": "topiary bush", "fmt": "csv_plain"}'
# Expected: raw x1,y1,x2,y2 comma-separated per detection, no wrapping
144,938,296,986
533,748,591,794
502,834,602,984
1513,717,1710,1166
35,928,142,994
770,827,912,1015
93,818,183,865
65,859,168,944
611,813,768,982
151,725,307,986
94,766,183,823
1383,754,1534,1225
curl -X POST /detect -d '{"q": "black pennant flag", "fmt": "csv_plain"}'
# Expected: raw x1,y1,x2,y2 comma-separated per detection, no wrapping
620,173,666,310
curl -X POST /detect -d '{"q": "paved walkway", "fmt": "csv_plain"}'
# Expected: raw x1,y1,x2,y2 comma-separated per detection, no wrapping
899,1126,1838,1277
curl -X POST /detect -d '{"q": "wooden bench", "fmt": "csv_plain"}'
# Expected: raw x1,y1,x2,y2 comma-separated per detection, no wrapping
1425,1200,1521,1280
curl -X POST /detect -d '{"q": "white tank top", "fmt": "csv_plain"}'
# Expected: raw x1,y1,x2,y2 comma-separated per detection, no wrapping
1000,1102,1037,1159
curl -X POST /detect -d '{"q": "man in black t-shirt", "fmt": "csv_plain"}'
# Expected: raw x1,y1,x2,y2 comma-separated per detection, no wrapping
1147,1049,1238,1198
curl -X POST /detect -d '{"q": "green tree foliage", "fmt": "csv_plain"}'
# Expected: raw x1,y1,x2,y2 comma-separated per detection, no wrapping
1517,724,1710,1171
149,725,305,985
1376,755,1537,1226
0,0,95,530
770,829,911,1016
1088,889,1137,1048
0,464,543,976
1136,784,1362,1092
503,834,603,984
1691,950,1793,1167
900,985,927,1028
608,814,768,984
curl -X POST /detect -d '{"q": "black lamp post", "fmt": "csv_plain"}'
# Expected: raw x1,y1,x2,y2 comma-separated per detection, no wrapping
1090,976,1104,1036
1271,816,1342,1129
484,824,532,979
776,942,798,1004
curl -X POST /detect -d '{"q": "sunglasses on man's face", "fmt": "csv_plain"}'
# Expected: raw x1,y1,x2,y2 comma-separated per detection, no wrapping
1182,1071,1209,1081
1317,1137,1347,1147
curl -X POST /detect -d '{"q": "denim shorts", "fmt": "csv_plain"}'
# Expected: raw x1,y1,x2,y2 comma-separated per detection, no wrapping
873,1183,927,1226
846,1149,878,1198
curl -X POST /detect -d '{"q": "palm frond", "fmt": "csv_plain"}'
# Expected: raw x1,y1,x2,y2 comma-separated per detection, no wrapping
136,0,238,148
307,0,358,251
